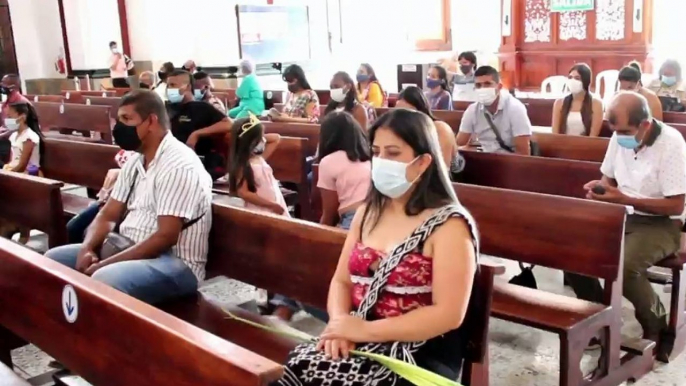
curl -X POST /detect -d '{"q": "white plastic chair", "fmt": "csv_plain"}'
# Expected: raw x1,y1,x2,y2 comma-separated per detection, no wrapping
595,70,619,104
540,76,568,95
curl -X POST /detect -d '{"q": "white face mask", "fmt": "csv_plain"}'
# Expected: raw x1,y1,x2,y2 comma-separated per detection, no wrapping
371,156,420,199
4,118,19,131
330,87,347,103
476,87,498,106
567,78,584,94
111,48,119,54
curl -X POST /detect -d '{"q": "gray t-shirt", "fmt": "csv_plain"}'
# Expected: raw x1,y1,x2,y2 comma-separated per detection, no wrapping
458,91,533,153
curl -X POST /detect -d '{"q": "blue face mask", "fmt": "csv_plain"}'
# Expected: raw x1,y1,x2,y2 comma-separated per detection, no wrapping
616,134,640,149
193,89,206,101
426,78,443,89
356,74,370,83
662,75,677,87
167,88,184,104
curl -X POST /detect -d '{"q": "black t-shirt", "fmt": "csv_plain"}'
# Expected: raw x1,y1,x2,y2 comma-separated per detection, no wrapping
168,101,226,157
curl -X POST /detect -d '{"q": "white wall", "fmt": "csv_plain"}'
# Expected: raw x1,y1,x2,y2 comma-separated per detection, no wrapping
7,0,502,88
63,0,122,70
8,0,66,80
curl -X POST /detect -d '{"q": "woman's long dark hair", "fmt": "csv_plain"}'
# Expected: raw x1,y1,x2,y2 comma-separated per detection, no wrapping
560,63,593,135
228,118,264,194
360,109,456,238
356,63,384,95
325,72,357,115
398,86,437,121
432,65,450,92
9,103,44,168
619,62,642,85
319,111,370,163
282,64,312,90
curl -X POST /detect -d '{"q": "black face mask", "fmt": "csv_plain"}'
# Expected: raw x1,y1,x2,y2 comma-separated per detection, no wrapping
113,120,143,151
158,71,168,81
287,83,299,93
0,86,10,95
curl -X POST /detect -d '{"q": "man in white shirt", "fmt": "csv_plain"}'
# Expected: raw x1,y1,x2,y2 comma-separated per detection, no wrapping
455,66,532,155
571,91,686,354
45,90,213,305
108,41,133,88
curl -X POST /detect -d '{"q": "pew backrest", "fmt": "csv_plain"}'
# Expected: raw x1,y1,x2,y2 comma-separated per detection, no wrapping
43,138,119,190
459,150,600,199
81,96,121,120
34,102,113,142
0,239,282,386
533,132,608,162
26,94,65,104
0,171,67,247
456,182,626,280
61,90,116,102
268,136,308,184
263,122,319,157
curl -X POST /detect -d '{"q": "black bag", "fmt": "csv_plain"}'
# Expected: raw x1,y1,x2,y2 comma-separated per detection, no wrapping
483,111,540,156
508,262,538,289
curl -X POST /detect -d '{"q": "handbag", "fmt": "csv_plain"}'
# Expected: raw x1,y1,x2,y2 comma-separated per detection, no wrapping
100,168,140,259
483,111,540,156
100,168,205,259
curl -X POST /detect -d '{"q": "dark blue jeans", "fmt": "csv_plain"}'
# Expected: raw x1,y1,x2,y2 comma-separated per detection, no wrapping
66,202,101,244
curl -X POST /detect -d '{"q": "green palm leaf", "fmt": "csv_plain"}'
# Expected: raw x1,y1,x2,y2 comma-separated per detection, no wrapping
224,310,462,386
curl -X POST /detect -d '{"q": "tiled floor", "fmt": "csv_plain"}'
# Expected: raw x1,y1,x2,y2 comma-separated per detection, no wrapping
8,239,686,385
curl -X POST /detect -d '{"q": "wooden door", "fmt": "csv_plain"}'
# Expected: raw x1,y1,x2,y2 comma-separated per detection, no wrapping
0,0,18,76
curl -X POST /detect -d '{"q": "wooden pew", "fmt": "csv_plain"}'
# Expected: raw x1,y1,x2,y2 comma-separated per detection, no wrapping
533,132,608,162
458,150,686,361
163,204,501,386
25,94,65,104
81,96,121,120
459,184,654,385
34,102,113,143
0,171,67,248
0,238,283,385
105,87,132,97
61,90,116,103
263,122,319,157
42,138,119,216
376,107,465,132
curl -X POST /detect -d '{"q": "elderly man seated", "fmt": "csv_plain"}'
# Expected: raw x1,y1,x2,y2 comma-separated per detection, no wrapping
228,59,265,119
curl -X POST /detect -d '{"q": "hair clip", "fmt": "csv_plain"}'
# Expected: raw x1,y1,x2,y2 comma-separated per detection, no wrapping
239,113,261,137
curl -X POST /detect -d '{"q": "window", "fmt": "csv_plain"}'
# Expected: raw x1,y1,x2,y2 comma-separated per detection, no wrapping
409,0,452,51
339,0,451,52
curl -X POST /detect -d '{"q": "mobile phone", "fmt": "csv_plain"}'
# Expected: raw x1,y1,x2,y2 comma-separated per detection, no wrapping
592,185,606,195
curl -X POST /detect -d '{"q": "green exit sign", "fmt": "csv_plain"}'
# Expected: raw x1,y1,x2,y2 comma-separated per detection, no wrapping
551,0,595,12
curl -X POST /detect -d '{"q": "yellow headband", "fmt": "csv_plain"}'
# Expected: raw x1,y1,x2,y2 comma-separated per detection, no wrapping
239,113,261,137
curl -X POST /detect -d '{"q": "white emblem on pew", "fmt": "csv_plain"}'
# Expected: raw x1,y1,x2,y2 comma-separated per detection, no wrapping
59,104,65,114
65,92,70,99
102,92,107,97
33,96,38,102
62,285,79,323
86,98,91,106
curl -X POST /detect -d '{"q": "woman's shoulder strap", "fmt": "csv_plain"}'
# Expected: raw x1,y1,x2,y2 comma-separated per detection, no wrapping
421,204,480,262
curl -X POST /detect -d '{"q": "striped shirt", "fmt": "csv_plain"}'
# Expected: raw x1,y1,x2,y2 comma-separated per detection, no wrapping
110,133,213,280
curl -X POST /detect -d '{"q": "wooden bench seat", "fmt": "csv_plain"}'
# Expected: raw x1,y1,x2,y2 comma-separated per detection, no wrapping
61,193,95,217
493,282,609,332
162,204,501,386
0,239,282,385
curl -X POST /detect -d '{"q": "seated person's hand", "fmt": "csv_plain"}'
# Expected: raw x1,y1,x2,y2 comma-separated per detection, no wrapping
316,338,355,360
582,180,603,192
76,248,99,272
186,132,200,148
270,203,285,215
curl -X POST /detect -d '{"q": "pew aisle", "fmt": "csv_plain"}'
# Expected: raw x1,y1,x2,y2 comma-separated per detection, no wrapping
4,185,683,386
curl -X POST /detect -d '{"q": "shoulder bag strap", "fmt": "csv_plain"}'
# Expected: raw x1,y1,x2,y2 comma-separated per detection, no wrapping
114,167,139,233
483,110,514,153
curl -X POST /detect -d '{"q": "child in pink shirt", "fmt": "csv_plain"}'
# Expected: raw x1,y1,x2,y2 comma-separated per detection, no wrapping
317,111,371,229
229,115,288,217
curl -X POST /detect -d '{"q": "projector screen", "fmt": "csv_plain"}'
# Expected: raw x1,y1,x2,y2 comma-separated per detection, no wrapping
236,5,311,64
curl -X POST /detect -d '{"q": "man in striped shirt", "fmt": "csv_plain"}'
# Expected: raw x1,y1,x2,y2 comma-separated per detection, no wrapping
45,90,213,304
